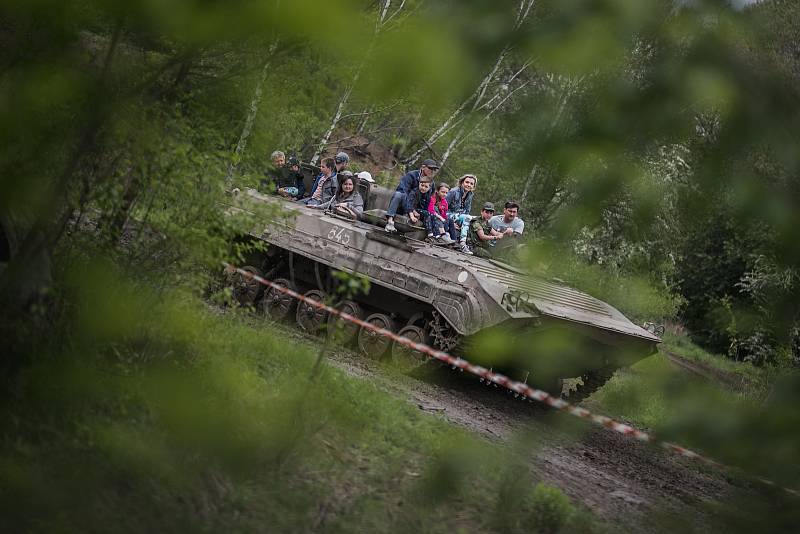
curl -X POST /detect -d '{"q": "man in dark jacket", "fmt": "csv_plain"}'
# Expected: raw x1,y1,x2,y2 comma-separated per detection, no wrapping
259,150,286,193
384,158,439,232
275,156,305,199
334,151,350,174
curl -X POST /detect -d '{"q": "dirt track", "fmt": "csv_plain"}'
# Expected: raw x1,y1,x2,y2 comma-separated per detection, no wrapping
310,335,742,532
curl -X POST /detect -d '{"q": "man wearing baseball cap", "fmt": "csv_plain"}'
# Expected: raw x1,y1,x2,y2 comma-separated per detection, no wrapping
334,151,350,174
465,202,504,257
384,158,439,232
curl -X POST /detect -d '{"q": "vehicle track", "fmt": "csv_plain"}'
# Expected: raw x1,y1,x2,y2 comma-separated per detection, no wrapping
274,324,742,532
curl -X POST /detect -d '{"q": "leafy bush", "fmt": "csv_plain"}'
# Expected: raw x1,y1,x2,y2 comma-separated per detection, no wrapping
529,482,576,534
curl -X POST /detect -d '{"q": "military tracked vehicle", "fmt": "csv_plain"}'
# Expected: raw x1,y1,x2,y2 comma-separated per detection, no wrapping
226,168,660,400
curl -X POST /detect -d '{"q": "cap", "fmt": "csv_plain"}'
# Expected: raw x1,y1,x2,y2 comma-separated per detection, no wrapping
334,152,350,164
357,171,374,183
287,156,300,166
483,202,495,212
421,158,440,169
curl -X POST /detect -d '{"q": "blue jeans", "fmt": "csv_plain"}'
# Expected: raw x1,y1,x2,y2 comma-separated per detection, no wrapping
426,214,447,236
386,191,408,217
447,213,472,241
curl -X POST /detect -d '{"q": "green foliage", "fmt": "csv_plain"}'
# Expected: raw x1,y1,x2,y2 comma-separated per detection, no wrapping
662,332,768,391
4,0,800,531
493,471,581,534
0,259,585,531
589,333,774,428
529,483,576,534
1,262,355,530
524,241,682,322
673,205,778,361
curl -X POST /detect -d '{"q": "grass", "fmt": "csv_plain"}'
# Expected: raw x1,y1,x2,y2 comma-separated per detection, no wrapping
583,354,678,430
0,274,591,533
586,332,772,430
660,333,769,394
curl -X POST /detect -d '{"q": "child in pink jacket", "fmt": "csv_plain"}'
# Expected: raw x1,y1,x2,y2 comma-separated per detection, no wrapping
427,183,454,244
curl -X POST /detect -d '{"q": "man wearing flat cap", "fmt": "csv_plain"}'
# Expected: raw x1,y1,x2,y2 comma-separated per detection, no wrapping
384,158,439,232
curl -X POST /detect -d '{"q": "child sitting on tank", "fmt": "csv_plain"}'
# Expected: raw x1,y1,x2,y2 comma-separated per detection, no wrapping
466,202,504,257
427,183,454,244
402,174,434,229
310,174,364,219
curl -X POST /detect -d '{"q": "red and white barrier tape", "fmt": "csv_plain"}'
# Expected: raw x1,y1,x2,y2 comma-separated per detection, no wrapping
224,263,799,497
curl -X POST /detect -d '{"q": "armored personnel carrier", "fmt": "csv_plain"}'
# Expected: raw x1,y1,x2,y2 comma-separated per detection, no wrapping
227,169,660,400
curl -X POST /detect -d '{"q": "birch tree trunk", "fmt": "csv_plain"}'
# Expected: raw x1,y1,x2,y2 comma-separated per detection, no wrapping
225,37,280,187
402,46,511,165
402,0,536,166
438,62,532,166
310,83,357,166
310,0,400,165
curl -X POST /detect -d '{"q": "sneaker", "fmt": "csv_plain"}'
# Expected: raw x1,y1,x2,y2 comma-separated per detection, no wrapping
458,242,473,255
384,221,396,232
437,234,454,244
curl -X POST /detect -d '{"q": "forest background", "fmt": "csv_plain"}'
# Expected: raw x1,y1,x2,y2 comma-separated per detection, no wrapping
1,0,800,532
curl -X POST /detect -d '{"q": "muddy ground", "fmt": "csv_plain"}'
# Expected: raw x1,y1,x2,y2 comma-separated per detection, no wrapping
276,325,747,533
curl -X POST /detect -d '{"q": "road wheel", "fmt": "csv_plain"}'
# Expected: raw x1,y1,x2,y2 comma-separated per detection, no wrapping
357,313,395,359
296,290,329,335
390,325,430,372
327,300,363,346
231,265,263,307
259,277,297,322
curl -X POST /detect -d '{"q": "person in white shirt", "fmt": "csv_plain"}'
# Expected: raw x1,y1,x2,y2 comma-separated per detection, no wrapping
489,201,524,236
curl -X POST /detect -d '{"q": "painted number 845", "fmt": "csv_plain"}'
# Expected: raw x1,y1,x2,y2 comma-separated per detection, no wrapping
327,226,351,245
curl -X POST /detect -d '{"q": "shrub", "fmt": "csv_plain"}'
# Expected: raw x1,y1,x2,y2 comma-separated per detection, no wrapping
529,482,575,534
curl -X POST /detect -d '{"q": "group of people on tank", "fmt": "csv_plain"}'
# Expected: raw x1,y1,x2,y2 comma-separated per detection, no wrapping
264,151,524,257
263,149,372,219
383,158,524,257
